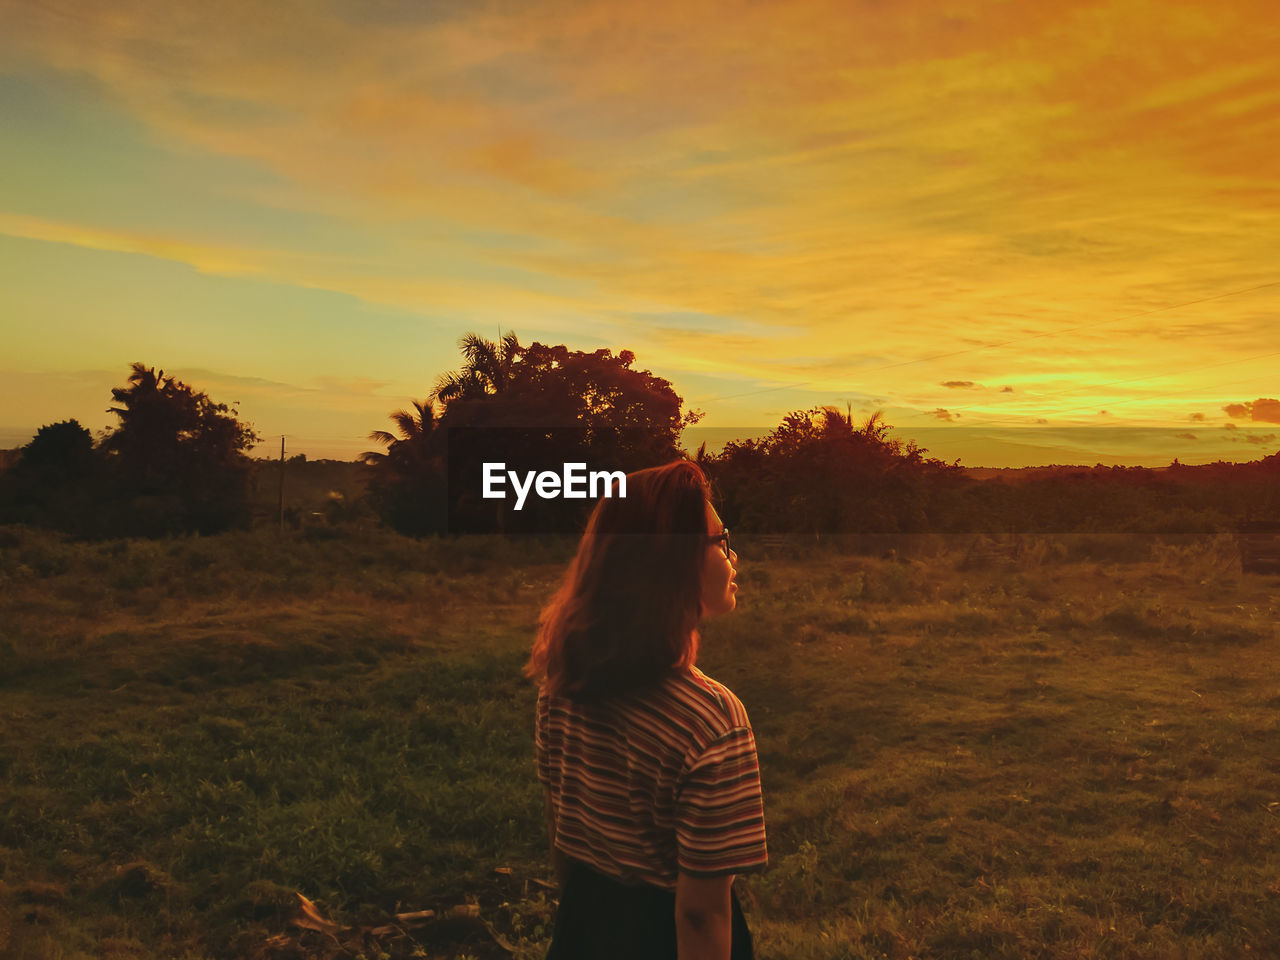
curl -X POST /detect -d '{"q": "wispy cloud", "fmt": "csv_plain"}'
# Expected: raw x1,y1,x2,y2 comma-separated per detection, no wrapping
0,211,324,280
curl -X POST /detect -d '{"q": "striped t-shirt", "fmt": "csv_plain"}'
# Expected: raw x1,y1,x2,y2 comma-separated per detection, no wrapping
535,666,768,891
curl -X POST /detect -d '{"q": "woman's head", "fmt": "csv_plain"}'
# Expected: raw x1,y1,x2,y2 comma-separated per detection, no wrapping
526,459,738,700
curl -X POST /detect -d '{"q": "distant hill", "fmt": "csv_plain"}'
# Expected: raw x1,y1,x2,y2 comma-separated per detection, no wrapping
960,455,1280,483
960,464,1167,482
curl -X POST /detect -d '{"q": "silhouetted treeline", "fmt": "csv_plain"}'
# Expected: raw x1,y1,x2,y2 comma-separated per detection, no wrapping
6,346,1278,541
0,364,258,538
704,412,1280,534
929,457,1280,534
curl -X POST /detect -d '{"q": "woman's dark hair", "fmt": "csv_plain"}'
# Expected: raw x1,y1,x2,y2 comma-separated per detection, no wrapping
525,459,712,700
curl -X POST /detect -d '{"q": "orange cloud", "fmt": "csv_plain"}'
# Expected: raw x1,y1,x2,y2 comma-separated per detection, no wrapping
4,0,1279,459
1223,398,1280,423
1254,399,1280,423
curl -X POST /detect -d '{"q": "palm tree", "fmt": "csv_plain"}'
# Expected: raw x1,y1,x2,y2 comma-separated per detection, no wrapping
820,405,893,444
819,404,856,439
432,332,522,404
102,363,169,458
108,362,166,407
361,399,446,536
858,409,890,442
360,399,439,471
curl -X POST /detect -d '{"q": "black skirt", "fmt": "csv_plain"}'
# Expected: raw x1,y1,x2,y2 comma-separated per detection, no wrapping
546,859,754,960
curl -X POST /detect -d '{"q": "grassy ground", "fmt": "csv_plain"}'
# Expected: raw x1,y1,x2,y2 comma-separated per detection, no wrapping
2,527,1279,959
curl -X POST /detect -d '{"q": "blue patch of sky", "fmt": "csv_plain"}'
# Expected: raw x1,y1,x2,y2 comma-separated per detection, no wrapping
0,233,463,380
0,73,378,257
0,73,605,301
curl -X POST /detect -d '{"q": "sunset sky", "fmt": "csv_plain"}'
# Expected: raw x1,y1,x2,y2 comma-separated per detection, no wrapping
2,0,1277,467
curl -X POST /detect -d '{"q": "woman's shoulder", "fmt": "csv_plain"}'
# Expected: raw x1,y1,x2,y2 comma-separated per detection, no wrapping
656,667,752,736
537,672,753,743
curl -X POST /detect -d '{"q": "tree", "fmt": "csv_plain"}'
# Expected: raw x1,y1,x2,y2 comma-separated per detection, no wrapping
432,332,522,403
0,420,99,530
98,363,259,536
708,407,957,535
361,399,446,536
440,338,701,532
367,334,702,534
18,419,96,475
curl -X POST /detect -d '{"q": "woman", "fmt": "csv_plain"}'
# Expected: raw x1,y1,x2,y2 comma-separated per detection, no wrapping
527,460,766,960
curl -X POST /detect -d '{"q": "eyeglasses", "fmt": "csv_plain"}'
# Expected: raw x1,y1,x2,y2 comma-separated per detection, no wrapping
709,528,731,559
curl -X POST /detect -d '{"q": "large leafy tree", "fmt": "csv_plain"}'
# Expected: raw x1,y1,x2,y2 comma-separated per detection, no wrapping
0,419,99,531
17,419,96,475
366,333,701,534
440,341,698,450
99,363,260,535
709,406,958,534
442,338,701,532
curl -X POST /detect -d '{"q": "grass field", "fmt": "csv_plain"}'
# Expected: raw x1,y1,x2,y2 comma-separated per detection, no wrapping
2,526,1279,959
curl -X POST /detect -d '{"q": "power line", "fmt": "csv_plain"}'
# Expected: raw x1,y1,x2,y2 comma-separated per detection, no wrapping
251,434,371,442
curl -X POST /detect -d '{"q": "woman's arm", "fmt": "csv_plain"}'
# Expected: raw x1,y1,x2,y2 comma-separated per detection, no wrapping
543,788,569,887
674,872,734,960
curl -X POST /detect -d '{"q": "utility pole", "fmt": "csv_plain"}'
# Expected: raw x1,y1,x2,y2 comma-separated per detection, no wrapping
278,435,285,532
